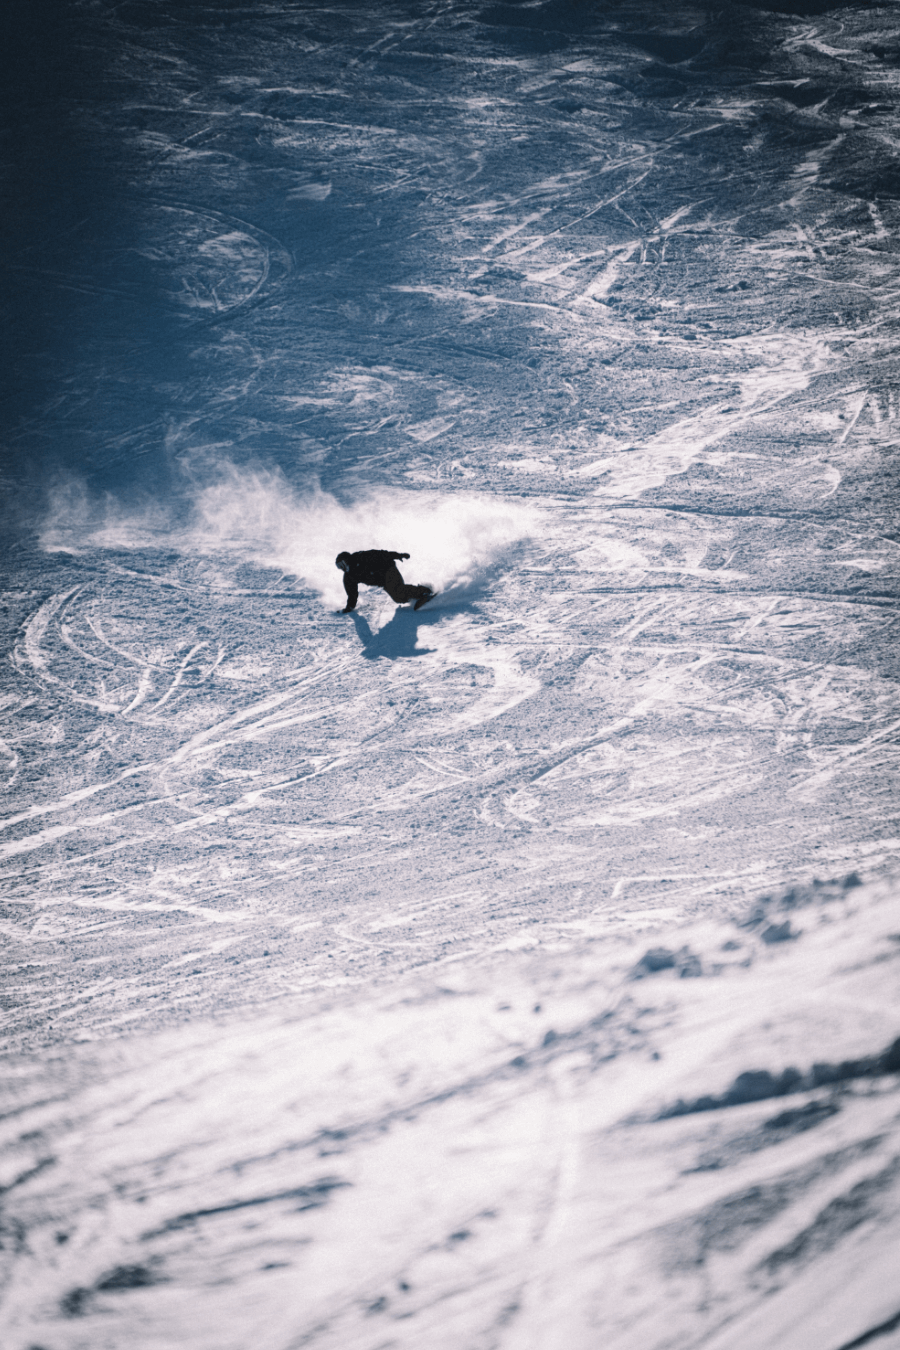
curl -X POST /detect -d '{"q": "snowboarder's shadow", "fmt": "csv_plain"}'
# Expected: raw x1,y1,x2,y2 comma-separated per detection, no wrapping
350,603,460,660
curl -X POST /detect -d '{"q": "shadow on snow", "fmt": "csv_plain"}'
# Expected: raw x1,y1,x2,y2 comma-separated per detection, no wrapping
349,600,467,660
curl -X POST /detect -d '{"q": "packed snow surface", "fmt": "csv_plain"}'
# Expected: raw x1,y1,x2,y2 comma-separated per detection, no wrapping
2,0,900,1346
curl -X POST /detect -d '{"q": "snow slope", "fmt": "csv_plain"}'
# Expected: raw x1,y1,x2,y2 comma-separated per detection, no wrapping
1,0,900,1344
1,877,898,1349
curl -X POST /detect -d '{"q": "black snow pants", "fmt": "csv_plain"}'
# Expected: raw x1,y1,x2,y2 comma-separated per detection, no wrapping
381,562,430,605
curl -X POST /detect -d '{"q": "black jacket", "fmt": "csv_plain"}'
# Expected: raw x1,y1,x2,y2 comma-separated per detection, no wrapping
343,550,408,585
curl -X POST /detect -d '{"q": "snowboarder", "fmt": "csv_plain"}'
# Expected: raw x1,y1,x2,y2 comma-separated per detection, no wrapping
335,549,434,613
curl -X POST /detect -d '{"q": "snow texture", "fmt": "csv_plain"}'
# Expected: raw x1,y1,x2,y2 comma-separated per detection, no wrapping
1,0,900,1345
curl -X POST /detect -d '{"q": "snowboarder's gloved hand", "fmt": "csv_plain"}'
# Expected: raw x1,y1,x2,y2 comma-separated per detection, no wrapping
399,552,410,559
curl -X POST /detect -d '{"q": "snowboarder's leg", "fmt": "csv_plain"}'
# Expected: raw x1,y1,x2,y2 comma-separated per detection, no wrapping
382,563,431,606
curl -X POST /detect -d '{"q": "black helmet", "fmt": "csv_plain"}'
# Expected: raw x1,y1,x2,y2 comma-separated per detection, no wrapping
335,551,351,572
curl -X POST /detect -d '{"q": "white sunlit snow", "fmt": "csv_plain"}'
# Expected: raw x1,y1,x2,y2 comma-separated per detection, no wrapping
1,2,899,1348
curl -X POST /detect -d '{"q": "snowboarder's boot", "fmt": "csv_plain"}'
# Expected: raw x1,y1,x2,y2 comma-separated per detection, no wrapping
413,589,434,611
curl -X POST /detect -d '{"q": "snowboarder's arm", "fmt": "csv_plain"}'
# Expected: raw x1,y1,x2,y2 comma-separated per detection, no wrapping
341,575,358,612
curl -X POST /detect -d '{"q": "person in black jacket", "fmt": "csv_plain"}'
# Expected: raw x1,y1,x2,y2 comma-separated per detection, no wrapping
335,549,434,613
